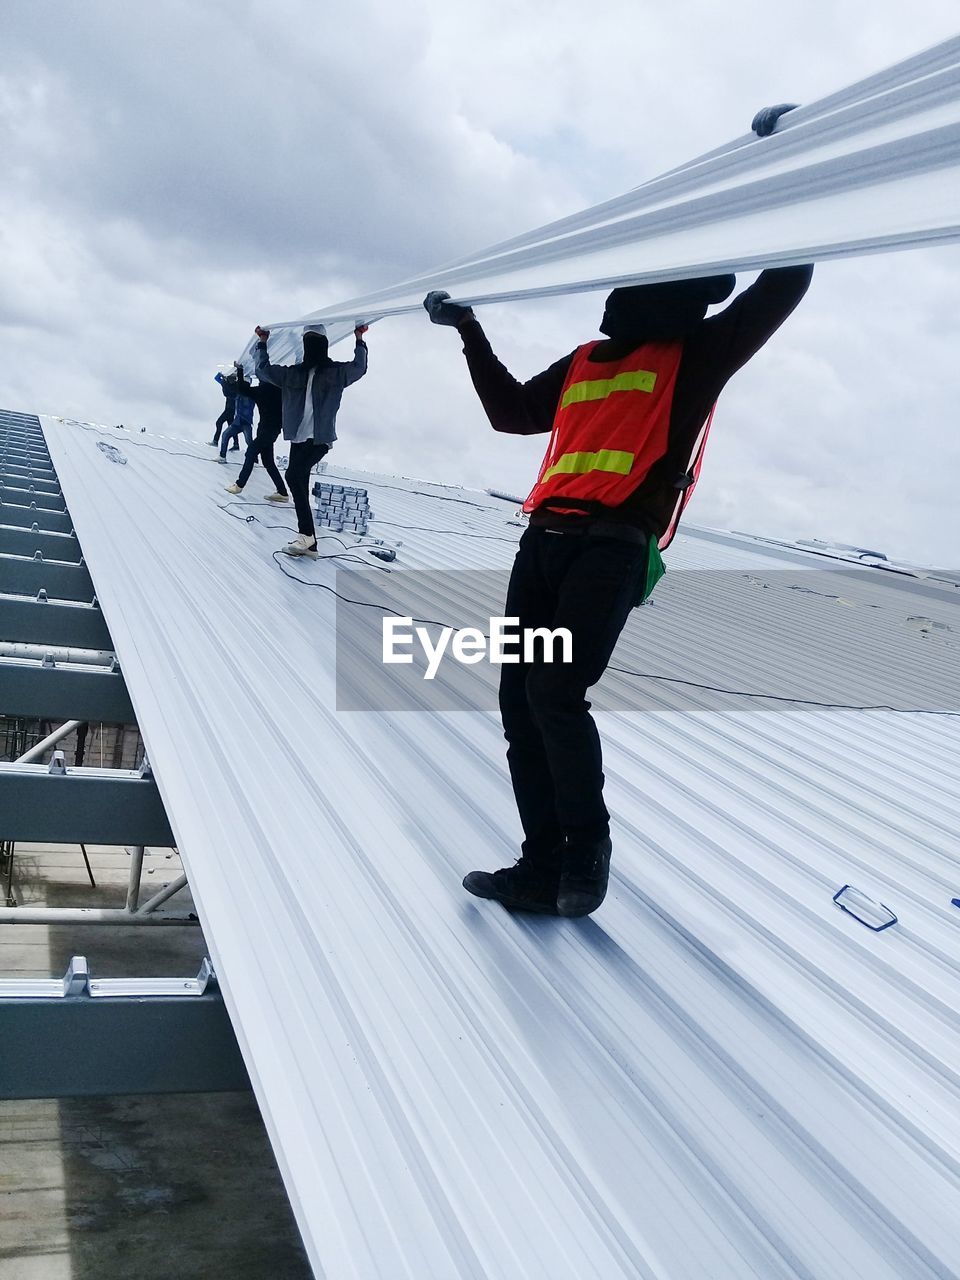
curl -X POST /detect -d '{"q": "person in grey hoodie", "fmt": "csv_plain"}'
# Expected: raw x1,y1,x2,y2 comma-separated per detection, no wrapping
254,321,369,558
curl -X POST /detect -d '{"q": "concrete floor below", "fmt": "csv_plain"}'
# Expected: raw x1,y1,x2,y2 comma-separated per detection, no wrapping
0,843,311,1280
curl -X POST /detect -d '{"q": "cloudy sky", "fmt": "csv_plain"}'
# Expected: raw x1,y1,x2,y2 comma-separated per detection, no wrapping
2,1,959,565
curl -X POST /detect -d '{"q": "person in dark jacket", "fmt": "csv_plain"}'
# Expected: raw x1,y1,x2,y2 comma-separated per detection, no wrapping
224,378,288,502
211,369,239,449
218,366,256,461
254,322,368,558
424,104,809,919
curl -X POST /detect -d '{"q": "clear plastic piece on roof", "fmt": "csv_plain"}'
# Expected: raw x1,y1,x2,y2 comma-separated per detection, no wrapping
832,884,898,932
96,441,127,465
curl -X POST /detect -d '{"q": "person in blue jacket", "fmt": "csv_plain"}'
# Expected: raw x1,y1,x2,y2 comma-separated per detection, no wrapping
211,370,239,449
254,322,368,558
218,367,256,462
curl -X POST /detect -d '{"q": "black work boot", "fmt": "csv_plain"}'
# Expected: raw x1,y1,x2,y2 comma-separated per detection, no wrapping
557,836,612,917
463,854,561,913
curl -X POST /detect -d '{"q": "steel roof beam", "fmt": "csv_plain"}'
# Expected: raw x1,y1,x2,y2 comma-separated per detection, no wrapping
0,553,93,602
0,446,45,456
0,656,134,721
0,961,249,1099
0,421,43,430
0,479,62,503
0,593,111,649
0,504,72,534
0,484,64,512
0,525,81,562
1,450,52,468
0,469,58,487
0,762,173,846
0,470,60,492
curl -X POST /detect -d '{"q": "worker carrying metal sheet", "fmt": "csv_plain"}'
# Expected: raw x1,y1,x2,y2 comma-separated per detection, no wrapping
253,322,369,559
223,377,289,504
425,104,811,918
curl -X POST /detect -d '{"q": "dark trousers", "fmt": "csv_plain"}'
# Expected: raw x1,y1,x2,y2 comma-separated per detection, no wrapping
239,422,287,494
212,412,231,445
499,526,649,861
219,420,252,456
285,441,329,537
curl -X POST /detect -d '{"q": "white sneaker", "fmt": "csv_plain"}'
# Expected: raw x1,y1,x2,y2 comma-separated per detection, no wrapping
224,483,243,495
217,456,228,464
282,534,318,559
264,492,289,503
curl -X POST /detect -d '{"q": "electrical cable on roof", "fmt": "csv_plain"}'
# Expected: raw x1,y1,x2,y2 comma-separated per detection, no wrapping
61,399,960,718
321,472,497,511
218,503,392,568
605,666,960,716
69,422,506,527
271,552,442,605
68,418,223,463
371,520,518,543
268,553,960,717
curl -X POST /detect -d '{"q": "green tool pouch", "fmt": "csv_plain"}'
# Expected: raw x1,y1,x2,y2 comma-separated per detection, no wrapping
636,536,665,606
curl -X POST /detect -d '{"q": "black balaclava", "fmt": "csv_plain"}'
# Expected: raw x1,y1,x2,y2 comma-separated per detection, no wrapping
301,330,331,369
599,274,737,343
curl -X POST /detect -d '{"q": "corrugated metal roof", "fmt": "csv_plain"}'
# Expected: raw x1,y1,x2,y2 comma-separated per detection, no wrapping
37,415,960,1279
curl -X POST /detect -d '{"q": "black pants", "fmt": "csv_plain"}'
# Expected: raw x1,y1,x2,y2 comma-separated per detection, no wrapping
285,441,329,537
212,411,231,445
238,422,287,494
499,526,649,861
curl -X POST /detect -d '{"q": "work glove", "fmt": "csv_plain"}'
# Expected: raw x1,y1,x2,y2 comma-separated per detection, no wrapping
423,290,474,327
751,103,799,137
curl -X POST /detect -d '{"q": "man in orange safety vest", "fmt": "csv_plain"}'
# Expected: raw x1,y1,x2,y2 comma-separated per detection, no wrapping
424,103,810,918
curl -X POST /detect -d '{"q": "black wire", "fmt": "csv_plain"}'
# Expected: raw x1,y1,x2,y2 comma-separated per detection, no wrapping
220,502,393,574
321,470,495,511
69,419,226,463
605,665,960,717
217,501,296,533
371,519,518,543
273,554,960,716
272,553,458,613
217,501,394,558
67,424,960,717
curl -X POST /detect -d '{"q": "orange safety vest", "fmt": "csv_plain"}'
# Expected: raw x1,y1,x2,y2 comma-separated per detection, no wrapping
523,340,684,517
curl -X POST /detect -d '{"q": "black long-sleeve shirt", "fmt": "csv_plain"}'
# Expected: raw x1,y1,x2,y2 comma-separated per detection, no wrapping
248,380,282,435
458,265,813,533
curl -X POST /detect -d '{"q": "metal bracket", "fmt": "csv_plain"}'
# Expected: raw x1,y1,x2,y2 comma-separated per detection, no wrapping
0,956,215,1001
0,955,90,999
90,958,217,999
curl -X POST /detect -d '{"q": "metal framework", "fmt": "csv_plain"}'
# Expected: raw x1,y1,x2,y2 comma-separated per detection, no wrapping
0,656,135,721
0,755,175,846
0,409,244,1099
0,956,250,1097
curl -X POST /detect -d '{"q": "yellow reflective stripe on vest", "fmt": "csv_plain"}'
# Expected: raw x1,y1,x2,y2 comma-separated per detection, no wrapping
560,369,657,410
541,449,634,483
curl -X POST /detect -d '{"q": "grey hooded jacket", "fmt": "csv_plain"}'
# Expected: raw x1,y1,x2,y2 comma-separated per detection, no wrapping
254,339,367,445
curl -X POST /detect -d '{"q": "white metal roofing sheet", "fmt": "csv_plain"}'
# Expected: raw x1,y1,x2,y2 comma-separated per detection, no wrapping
39,416,960,1279
240,37,960,366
